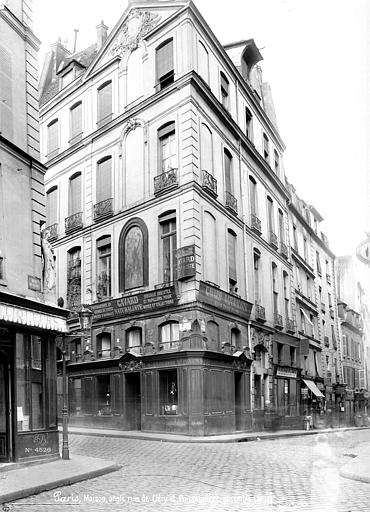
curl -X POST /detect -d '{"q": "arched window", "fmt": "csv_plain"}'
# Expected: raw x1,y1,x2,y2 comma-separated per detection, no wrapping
201,124,213,175
70,101,82,144
198,41,209,83
220,72,229,110
96,157,112,205
207,321,219,350
118,218,148,292
156,38,174,90
253,248,261,303
127,49,143,104
96,332,111,358
97,81,112,126
47,119,59,157
203,211,217,284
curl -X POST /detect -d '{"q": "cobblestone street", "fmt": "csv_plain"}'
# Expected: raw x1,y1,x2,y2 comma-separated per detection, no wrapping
5,430,370,512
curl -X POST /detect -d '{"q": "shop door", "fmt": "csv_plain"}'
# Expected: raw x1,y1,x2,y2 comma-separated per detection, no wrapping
125,373,141,430
0,356,11,462
234,372,243,431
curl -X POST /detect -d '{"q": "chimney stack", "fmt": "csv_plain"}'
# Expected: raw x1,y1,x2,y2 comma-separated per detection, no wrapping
96,21,108,51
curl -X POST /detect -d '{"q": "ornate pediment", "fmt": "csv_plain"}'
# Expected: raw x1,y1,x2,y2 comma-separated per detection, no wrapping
118,351,142,371
251,328,271,351
111,10,161,57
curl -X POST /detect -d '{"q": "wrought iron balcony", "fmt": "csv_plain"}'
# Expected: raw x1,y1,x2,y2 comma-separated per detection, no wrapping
255,303,266,322
225,191,238,214
324,335,330,347
202,169,217,196
65,212,83,233
94,198,113,221
286,318,296,333
326,273,331,285
251,214,262,234
154,168,178,195
269,231,278,249
45,223,58,240
280,242,288,259
274,313,283,329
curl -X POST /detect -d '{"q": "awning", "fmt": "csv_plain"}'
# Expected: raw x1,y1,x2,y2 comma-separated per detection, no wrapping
302,379,324,398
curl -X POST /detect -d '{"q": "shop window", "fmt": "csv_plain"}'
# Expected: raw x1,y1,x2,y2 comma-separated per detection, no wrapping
220,72,229,110
96,236,111,299
158,121,176,173
126,327,142,350
160,322,179,348
70,101,82,143
97,81,112,126
47,118,59,158
118,218,148,292
16,333,55,431
159,369,178,415
96,332,111,358
96,375,111,415
70,378,81,415
67,247,81,308
159,211,177,283
156,38,174,90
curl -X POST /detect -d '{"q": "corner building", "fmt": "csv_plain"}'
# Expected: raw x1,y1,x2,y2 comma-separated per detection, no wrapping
0,0,68,462
40,0,300,434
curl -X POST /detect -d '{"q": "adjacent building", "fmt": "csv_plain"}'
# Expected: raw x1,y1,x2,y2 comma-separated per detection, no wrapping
0,0,68,462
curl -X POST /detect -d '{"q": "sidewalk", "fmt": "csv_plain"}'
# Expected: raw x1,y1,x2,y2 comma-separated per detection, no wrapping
64,424,370,443
340,442,370,483
0,454,121,504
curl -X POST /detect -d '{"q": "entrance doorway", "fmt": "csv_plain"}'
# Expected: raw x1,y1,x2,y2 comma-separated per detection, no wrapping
125,373,141,430
0,350,12,462
234,372,243,431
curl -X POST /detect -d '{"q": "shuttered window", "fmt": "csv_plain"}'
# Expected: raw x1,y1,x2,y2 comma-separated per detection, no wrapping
224,149,232,193
96,157,112,203
201,124,213,173
228,230,237,284
46,187,58,226
0,44,13,139
267,196,274,231
69,173,81,215
70,101,82,142
156,39,174,89
97,81,112,125
47,119,59,157
249,176,257,215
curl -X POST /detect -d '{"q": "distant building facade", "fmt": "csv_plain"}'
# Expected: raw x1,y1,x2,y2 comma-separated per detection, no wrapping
0,0,68,462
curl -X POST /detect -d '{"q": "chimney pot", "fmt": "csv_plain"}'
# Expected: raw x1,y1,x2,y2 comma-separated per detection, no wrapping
96,21,108,51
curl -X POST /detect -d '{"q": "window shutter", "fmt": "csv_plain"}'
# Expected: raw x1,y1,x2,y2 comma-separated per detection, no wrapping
47,120,58,155
46,188,58,225
96,158,112,203
69,174,81,215
224,150,232,193
201,124,213,173
98,82,112,122
0,45,13,139
156,39,173,80
228,231,237,281
70,102,82,140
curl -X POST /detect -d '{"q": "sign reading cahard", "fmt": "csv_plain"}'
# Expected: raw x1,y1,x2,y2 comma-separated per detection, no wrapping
197,281,253,319
92,286,178,321
176,245,196,280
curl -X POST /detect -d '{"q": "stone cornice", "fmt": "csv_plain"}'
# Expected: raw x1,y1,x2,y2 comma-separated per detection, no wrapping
0,4,40,50
0,135,45,173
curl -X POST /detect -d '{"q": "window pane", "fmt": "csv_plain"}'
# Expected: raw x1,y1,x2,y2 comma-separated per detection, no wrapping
70,102,82,140
224,151,232,193
228,231,237,281
159,370,178,415
16,333,29,431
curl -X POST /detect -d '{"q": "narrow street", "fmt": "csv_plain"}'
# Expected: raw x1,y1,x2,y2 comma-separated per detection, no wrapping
5,429,370,512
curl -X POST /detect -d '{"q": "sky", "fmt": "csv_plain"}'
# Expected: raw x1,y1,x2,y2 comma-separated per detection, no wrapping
33,0,370,258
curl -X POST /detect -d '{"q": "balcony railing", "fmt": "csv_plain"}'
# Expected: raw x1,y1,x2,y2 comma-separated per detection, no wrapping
97,348,111,359
274,313,283,329
326,273,331,285
65,212,83,233
251,214,262,234
255,303,266,322
202,169,217,196
94,198,113,221
225,191,238,214
159,340,181,352
269,231,278,249
154,168,178,194
324,335,330,347
286,318,295,333
280,242,288,259
45,223,58,240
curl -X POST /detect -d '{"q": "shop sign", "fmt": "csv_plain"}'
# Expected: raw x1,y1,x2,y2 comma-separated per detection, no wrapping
301,388,309,396
276,366,297,378
176,245,196,280
17,432,58,458
0,303,67,332
198,281,253,319
91,286,178,321
28,275,41,292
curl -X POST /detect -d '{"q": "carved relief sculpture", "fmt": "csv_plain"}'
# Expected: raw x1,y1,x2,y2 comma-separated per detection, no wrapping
110,10,161,57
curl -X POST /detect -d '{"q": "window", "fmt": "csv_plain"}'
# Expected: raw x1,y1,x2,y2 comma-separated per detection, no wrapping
303,237,308,261
96,157,112,204
96,236,111,299
62,69,73,88
278,209,285,243
290,346,296,366
198,41,209,83
283,271,289,320
267,196,275,233
159,212,176,283
97,81,112,126
277,342,283,364
68,173,82,216
201,124,213,174
70,101,82,143
126,328,142,350
293,225,298,251
118,218,148,292
158,122,176,173
231,328,240,349
70,338,82,361
272,262,278,314
228,230,237,292
207,321,219,350
300,311,306,334
328,293,332,308
224,148,233,193
316,251,322,275
67,247,81,308
160,322,179,345
156,38,174,90
159,369,178,415
331,324,336,347
0,257,3,280
46,186,58,227
245,107,253,140
220,72,229,110
249,176,258,216
253,248,261,303
47,119,59,158
263,133,269,162
96,333,111,358
274,150,280,175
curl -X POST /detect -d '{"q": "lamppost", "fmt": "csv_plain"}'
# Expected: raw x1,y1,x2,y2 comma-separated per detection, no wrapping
59,305,93,460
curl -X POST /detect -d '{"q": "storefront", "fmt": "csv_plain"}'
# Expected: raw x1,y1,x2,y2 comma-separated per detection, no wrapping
0,295,67,462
